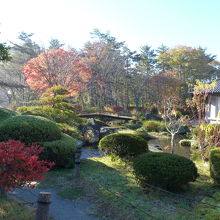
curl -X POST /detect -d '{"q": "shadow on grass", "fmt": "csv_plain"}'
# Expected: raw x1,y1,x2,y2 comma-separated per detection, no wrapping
79,158,201,220
37,157,214,220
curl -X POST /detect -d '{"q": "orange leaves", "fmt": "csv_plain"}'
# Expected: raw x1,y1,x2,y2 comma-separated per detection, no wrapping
22,49,91,95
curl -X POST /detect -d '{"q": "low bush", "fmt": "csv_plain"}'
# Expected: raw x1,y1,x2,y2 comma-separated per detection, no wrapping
98,133,148,159
142,120,166,132
210,148,220,185
0,107,17,123
83,106,100,113
133,152,198,190
0,115,61,144
104,105,124,113
40,133,77,168
179,139,192,147
192,123,220,160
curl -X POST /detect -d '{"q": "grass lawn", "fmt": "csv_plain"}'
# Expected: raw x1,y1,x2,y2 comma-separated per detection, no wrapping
0,196,34,220
38,156,220,220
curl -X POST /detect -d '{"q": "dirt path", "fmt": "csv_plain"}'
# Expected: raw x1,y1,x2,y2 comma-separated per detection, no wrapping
10,187,100,220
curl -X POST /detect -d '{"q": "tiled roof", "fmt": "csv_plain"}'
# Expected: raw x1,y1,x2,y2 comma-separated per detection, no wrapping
212,79,220,93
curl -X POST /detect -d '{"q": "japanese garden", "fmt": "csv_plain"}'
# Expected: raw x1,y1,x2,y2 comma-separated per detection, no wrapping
0,30,220,220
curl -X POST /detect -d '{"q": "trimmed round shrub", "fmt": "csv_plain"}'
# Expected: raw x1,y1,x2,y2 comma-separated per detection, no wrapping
0,107,17,123
40,133,76,168
20,110,54,121
142,120,166,132
0,115,62,144
210,148,220,185
98,133,148,159
133,152,198,190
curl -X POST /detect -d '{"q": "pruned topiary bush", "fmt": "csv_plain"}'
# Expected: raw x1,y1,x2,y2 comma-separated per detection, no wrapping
0,113,77,169
20,110,54,121
40,133,76,168
0,115,62,144
133,152,198,190
210,148,220,185
98,133,148,159
142,120,166,132
17,86,83,125
17,105,81,124
0,107,17,123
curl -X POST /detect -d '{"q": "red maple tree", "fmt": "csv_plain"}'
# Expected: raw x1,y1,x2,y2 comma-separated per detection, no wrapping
22,49,91,94
0,140,54,192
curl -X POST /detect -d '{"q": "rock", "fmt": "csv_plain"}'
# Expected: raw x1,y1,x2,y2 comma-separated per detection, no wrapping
149,145,163,152
125,123,142,130
154,145,163,151
178,126,191,135
145,112,162,121
84,127,100,144
179,139,191,147
148,143,163,152
100,126,117,138
81,119,118,144
76,139,85,148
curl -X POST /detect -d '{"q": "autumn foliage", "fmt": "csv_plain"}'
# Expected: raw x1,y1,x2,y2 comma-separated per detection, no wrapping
149,72,183,104
104,105,124,113
22,49,91,94
0,140,54,191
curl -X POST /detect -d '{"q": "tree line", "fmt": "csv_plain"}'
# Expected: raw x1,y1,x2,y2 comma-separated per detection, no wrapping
0,29,220,111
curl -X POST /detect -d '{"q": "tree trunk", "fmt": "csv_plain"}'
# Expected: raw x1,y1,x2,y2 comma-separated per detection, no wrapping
170,133,175,154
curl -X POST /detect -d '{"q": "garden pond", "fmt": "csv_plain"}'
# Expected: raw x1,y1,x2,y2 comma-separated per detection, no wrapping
81,133,191,159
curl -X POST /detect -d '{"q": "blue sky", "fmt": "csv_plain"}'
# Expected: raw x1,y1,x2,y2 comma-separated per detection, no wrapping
0,0,220,58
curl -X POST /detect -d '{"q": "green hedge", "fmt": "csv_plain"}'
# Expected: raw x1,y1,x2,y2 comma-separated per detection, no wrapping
210,148,220,185
142,120,166,132
0,115,61,144
133,152,198,190
98,133,148,159
0,107,17,123
40,133,76,168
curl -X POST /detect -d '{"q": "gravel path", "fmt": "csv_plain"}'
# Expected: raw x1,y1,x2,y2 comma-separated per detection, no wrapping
9,146,102,220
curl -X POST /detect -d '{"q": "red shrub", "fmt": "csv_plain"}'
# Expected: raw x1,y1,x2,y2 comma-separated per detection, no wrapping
0,140,54,191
